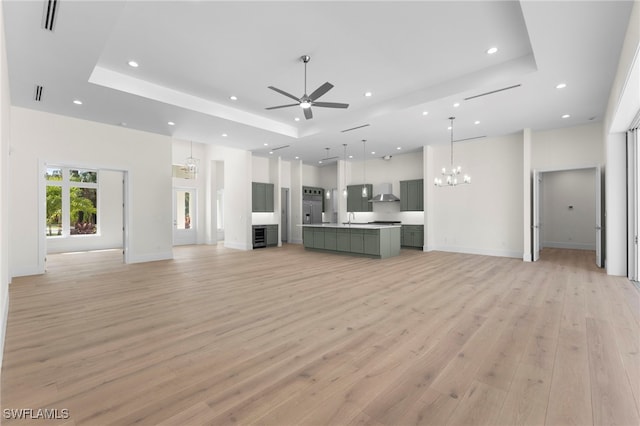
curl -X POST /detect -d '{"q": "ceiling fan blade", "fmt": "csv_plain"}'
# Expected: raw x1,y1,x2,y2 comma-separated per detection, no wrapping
309,82,334,101
265,103,299,110
304,107,313,120
312,101,349,109
268,86,301,102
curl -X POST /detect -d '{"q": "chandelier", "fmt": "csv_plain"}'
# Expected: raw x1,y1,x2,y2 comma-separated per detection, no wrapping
362,139,368,197
184,141,199,179
434,117,470,186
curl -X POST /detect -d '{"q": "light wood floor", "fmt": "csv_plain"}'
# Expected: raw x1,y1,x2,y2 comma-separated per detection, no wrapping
2,245,639,425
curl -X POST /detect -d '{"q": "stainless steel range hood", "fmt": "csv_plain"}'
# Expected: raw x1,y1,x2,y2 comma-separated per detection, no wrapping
369,183,400,202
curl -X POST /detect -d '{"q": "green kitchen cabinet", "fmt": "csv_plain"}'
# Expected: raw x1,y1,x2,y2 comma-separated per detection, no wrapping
303,227,314,248
252,182,275,212
346,184,373,212
266,225,278,246
336,229,351,252
324,228,337,250
401,225,424,248
312,228,325,249
350,229,365,253
400,179,424,211
363,229,380,255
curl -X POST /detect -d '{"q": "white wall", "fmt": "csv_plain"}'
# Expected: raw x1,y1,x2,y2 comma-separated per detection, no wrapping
0,0,11,369
542,169,596,250
532,122,604,169
428,134,524,258
10,107,173,276
302,164,320,187
46,170,124,254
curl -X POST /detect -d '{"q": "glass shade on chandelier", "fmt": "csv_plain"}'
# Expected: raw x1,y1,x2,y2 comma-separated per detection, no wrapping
434,117,470,187
433,166,471,186
184,141,199,179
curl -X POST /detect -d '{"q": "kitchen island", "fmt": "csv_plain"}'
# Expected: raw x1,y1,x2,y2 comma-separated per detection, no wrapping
301,224,401,259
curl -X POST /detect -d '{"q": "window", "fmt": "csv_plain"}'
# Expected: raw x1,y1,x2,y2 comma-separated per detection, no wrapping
46,167,98,237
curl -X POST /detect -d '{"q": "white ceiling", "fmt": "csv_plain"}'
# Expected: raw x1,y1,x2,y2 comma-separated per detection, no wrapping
3,0,633,165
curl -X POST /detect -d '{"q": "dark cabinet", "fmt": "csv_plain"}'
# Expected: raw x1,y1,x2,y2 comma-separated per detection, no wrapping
350,229,365,253
400,179,424,211
336,229,350,252
401,225,424,249
363,229,380,255
266,225,278,246
252,182,275,212
346,184,373,212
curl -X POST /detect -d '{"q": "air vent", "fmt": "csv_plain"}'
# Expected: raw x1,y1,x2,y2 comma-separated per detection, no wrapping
42,0,59,31
341,124,370,133
454,135,486,143
271,144,289,151
33,85,43,102
464,84,521,101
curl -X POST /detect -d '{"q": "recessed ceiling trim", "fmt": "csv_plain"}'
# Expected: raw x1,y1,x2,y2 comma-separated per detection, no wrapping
464,84,522,101
41,0,59,31
88,66,299,139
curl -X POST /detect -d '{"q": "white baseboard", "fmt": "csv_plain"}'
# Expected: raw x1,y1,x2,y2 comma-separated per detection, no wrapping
0,286,8,371
543,241,595,250
224,241,251,251
10,265,44,278
128,251,173,264
430,245,522,259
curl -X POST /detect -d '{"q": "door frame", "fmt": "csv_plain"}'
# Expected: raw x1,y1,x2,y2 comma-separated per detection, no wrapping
39,161,130,272
172,187,198,246
531,165,602,266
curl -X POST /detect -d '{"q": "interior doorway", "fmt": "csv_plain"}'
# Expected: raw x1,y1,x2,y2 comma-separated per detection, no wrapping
40,165,128,272
532,166,602,267
173,187,197,245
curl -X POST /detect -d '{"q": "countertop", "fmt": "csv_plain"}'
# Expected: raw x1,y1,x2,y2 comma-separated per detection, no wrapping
300,223,401,229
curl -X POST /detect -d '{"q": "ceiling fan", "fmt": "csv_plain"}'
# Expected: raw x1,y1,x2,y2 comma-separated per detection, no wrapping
266,55,349,120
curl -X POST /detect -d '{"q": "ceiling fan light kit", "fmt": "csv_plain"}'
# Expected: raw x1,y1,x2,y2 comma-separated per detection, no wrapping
266,55,349,120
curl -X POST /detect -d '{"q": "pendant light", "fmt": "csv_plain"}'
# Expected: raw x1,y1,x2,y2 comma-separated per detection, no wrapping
324,147,331,200
185,141,199,179
342,144,348,198
361,139,368,198
434,117,470,187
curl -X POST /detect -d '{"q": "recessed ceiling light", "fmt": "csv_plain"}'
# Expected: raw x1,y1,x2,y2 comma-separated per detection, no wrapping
474,120,480,125
318,160,323,164
73,99,83,105
263,143,268,146
364,92,372,97
269,151,274,155
294,117,300,121
229,95,238,101
562,114,571,119
295,156,300,160
448,126,452,130
556,83,567,89
371,151,376,155
487,47,498,55
396,147,402,150
167,121,175,126
349,155,353,159
128,60,139,68
120,122,127,126
453,102,460,108
422,111,429,116
222,133,228,137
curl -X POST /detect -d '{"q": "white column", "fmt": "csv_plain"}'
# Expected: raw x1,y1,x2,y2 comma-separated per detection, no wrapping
605,132,627,275
523,129,532,261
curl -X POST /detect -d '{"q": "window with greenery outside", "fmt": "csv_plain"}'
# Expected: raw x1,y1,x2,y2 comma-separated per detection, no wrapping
46,167,98,236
